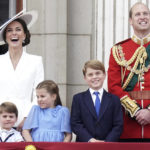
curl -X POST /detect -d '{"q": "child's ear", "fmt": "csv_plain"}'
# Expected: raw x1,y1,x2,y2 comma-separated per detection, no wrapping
104,72,106,79
52,94,57,101
129,17,133,25
84,74,87,81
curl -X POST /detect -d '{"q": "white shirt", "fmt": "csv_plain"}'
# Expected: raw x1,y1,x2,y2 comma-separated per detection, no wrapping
89,88,104,105
0,51,44,125
0,128,24,142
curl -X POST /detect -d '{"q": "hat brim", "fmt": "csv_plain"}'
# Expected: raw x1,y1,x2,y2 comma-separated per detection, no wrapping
0,10,38,43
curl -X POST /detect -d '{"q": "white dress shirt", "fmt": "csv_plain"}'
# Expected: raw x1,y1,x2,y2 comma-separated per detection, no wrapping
0,128,24,142
89,88,104,105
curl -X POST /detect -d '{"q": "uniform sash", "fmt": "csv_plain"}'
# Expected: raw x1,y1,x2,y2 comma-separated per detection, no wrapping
125,44,150,91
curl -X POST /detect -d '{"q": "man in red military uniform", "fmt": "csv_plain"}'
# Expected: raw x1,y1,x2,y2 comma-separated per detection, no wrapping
108,2,150,142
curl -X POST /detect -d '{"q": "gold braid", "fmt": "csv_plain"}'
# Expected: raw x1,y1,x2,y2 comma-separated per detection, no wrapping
112,46,144,66
112,45,147,90
122,49,143,89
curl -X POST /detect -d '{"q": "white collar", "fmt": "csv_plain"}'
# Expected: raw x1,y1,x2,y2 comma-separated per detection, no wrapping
0,127,15,135
132,33,150,45
89,88,104,96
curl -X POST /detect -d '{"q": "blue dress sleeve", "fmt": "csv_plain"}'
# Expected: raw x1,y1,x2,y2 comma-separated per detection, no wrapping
23,105,39,130
60,107,71,133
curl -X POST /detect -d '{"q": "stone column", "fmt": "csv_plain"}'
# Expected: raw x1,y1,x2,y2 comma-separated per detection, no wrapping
67,0,96,108
26,0,68,105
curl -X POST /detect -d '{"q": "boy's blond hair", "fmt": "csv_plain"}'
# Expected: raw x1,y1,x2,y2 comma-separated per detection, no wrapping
82,60,105,76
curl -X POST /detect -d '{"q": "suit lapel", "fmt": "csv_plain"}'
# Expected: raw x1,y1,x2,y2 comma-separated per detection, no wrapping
83,89,97,119
98,90,110,121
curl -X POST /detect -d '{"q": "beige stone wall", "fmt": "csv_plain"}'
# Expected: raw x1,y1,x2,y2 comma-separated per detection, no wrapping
67,0,96,108
25,0,96,109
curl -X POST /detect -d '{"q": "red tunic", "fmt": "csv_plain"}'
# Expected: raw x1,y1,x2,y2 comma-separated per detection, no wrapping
108,38,150,139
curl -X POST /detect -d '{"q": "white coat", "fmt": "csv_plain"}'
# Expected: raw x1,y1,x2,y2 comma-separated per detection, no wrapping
0,51,44,125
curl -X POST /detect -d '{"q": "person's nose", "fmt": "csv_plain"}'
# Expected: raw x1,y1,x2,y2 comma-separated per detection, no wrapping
12,30,17,35
6,117,10,121
140,13,147,19
92,74,97,78
38,97,43,102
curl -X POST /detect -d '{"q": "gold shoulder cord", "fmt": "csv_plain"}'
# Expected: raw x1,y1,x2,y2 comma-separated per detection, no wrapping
112,45,147,90
112,45,147,117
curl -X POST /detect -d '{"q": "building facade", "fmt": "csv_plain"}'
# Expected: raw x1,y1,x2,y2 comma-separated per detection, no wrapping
0,0,149,108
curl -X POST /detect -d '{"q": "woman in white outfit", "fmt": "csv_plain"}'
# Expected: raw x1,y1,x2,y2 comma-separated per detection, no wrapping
0,10,44,130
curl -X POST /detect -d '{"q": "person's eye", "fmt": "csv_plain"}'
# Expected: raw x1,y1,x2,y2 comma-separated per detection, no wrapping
96,72,101,75
135,13,140,16
2,115,7,118
88,74,92,77
143,12,149,16
16,28,21,31
6,29,12,32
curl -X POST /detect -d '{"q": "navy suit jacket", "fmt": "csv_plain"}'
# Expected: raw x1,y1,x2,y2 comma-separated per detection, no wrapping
71,89,123,142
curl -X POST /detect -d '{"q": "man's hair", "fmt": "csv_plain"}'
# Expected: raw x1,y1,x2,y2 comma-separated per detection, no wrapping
0,102,18,118
129,2,150,18
82,60,105,76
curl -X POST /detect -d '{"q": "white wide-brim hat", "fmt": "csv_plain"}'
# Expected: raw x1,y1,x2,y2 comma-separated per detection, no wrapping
0,9,38,43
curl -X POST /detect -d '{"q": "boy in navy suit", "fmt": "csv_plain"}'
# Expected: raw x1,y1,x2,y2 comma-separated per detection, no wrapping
71,60,123,142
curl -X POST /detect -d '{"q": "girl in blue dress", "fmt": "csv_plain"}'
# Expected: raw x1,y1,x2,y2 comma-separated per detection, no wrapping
22,80,72,142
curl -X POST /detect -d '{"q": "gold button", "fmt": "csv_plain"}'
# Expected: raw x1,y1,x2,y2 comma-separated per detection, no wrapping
25,145,36,150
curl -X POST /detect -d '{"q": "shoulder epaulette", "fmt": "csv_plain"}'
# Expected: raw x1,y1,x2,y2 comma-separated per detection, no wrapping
115,38,131,46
